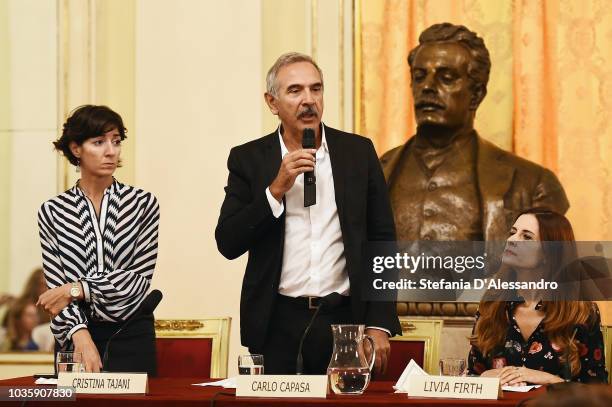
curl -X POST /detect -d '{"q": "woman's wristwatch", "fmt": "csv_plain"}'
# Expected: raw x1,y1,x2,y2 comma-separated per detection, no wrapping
70,282,81,301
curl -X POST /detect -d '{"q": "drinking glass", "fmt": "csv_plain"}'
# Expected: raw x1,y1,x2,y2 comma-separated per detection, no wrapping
238,354,264,375
56,352,84,373
439,358,466,376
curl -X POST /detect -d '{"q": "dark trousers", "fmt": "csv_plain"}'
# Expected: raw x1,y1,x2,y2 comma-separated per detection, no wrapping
89,313,157,376
251,295,353,375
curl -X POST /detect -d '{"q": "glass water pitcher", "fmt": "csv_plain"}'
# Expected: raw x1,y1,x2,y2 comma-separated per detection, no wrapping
326,324,376,395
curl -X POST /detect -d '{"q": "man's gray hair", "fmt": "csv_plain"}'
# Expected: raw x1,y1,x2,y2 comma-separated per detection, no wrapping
266,52,324,98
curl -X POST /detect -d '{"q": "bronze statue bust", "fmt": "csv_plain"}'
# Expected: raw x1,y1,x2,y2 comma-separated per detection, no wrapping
381,23,569,247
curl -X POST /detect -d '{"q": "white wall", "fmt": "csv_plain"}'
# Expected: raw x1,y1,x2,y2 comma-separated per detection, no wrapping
134,0,263,375
2,0,58,294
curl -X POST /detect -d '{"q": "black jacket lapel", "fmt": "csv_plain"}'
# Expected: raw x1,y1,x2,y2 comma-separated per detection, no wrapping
264,131,282,186
324,125,346,222
262,130,286,289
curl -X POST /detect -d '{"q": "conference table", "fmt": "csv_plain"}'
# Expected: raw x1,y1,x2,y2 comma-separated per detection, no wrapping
0,376,542,406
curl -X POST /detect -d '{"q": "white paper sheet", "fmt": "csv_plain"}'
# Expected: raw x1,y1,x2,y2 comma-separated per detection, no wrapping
35,377,58,385
502,384,541,392
393,359,429,393
192,377,237,389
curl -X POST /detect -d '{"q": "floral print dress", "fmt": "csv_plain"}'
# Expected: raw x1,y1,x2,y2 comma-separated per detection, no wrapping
467,300,608,383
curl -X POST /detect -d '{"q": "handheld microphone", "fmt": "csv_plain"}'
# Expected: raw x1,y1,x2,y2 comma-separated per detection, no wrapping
296,292,344,374
102,289,163,371
302,128,316,207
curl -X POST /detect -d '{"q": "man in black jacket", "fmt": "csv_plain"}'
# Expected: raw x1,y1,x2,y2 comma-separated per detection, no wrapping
216,52,401,375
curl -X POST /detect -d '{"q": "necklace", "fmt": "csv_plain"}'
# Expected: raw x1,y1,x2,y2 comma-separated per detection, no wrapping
76,180,93,198
77,178,113,199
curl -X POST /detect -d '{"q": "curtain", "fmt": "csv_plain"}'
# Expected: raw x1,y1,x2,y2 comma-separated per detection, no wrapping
357,0,612,241
357,0,612,318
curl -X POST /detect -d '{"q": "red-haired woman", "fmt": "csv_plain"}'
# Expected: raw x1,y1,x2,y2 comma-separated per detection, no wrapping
468,209,607,385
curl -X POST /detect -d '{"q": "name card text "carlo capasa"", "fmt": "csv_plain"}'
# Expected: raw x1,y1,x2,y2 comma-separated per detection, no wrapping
236,375,327,398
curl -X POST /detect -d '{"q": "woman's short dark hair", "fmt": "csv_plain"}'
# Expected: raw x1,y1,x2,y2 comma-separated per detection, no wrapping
54,105,127,166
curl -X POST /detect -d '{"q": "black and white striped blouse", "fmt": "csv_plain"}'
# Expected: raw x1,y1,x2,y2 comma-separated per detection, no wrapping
38,179,160,346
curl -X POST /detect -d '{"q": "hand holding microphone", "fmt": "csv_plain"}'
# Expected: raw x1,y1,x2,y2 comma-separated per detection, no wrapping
269,128,317,204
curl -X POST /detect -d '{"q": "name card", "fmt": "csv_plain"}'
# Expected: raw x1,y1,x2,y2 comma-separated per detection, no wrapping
236,375,327,398
406,375,502,400
57,372,148,394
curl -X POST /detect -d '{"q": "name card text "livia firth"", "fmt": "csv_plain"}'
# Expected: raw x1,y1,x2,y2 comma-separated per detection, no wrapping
236,375,327,398
57,372,148,394
406,375,502,400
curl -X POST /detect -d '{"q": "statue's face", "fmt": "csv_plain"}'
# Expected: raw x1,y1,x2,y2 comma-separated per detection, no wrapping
410,42,476,129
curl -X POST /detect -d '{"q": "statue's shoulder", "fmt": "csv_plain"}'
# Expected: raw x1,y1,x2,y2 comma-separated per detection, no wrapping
477,134,568,213
380,141,411,164
477,136,548,175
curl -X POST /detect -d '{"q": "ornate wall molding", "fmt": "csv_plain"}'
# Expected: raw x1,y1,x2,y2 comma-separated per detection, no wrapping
397,302,478,326
154,319,205,332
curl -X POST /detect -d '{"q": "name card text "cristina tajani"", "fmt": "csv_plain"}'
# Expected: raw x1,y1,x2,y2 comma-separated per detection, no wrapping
57,372,148,394
236,375,327,398
406,375,502,400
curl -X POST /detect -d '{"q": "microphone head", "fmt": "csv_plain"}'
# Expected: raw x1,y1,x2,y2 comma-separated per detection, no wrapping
302,128,315,149
319,292,343,311
139,289,163,315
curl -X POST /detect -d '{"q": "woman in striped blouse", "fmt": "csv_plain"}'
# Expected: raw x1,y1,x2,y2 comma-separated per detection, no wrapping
37,105,160,374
